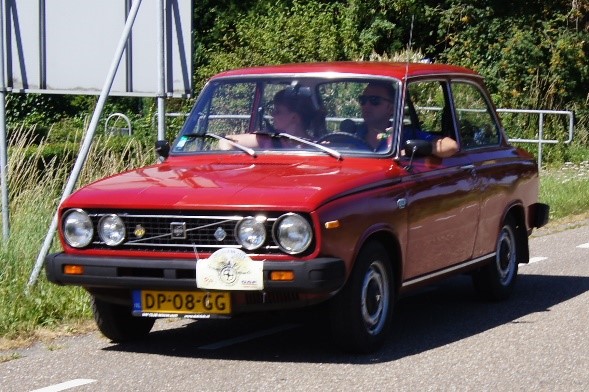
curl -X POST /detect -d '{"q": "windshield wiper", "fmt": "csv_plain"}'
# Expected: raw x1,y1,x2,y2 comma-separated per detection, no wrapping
256,132,342,160
183,133,257,157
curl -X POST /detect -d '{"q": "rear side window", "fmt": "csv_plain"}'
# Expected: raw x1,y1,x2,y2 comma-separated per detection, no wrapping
451,82,501,148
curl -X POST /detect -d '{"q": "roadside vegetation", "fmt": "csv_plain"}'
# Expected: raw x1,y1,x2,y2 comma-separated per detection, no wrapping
0,127,154,344
540,161,589,220
1,0,588,342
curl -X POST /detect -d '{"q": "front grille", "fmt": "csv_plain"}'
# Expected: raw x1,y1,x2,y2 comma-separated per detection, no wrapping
88,212,282,254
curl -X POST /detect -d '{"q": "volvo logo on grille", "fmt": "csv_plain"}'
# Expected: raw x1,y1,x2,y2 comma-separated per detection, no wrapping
170,222,187,239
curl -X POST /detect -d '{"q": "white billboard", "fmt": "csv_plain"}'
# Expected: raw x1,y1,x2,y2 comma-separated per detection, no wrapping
4,0,193,97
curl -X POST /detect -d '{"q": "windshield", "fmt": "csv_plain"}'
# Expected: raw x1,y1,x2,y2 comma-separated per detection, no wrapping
172,76,400,156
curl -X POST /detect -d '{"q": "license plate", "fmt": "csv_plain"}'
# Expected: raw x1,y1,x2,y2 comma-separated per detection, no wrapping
132,290,231,318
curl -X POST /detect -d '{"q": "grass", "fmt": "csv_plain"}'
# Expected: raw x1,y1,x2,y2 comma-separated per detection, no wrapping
0,126,154,344
1,126,588,345
539,162,589,220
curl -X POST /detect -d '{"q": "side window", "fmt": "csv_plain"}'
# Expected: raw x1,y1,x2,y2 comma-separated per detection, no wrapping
451,82,500,148
406,81,452,138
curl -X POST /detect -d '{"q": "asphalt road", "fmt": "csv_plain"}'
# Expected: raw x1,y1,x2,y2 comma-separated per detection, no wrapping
2,220,589,392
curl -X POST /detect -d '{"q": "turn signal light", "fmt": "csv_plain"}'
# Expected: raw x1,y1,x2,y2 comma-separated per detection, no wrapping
324,220,340,229
64,264,84,275
270,271,295,281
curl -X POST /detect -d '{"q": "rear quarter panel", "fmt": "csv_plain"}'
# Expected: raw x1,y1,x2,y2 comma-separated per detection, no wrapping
471,146,539,258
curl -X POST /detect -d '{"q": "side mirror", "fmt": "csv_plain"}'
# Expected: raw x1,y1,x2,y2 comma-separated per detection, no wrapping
404,139,432,157
155,140,170,161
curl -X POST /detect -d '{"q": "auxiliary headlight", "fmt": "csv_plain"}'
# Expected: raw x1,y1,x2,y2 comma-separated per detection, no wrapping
235,216,267,250
63,209,94,248
98,214,126,246
273,213,313,254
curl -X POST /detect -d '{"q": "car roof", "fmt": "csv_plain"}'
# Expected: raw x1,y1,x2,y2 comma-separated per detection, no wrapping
211,61,480,81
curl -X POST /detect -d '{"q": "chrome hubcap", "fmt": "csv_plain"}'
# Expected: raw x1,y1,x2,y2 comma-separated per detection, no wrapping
361,260,390,336
496,225,516,285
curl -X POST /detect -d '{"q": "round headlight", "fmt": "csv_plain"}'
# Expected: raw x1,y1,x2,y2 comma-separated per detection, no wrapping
235,216,267,250
63,209,94,248
273,213,313,254
98,214,126,246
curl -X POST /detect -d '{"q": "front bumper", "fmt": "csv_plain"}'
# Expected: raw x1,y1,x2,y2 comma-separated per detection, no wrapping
45,253,346,293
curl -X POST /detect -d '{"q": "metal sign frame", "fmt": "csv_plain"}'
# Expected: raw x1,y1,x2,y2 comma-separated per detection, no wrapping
0,0,192,285
4,0,192,97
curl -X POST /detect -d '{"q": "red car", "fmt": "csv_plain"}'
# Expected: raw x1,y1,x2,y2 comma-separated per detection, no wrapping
45,62,549,353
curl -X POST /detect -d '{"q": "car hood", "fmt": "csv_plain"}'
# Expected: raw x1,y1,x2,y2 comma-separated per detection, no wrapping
62,155,405,211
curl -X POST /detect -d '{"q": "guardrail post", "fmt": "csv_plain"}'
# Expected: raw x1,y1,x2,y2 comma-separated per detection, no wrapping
538,112,544,169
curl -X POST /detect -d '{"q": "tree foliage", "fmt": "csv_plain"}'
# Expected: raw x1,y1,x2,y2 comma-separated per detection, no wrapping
5,0,589,159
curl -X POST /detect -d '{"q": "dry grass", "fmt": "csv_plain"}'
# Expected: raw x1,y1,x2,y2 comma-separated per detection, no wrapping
0,126,153,341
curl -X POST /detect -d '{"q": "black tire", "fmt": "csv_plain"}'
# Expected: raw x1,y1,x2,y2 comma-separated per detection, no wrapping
329,241,394,353
91,295,155,342
472,216,519,301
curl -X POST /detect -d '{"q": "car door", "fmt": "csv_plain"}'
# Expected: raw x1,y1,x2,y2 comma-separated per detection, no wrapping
449,79,508,259
402,79,480,281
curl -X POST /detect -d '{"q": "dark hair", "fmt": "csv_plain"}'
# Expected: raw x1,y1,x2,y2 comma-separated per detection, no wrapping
273,89,315,130
365,82,396,100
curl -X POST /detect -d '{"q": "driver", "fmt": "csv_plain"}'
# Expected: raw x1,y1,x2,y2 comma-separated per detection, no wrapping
357,82,458,157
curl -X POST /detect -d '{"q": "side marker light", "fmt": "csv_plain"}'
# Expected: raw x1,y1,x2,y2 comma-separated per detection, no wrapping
324,220,340,229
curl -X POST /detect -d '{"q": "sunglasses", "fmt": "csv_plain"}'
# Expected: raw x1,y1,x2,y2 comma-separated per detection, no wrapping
358,95,392,106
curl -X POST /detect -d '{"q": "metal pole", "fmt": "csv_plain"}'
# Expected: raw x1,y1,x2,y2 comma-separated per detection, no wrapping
157,0,166,141
28,0,144,287
538,112,544,169
0,0,10,241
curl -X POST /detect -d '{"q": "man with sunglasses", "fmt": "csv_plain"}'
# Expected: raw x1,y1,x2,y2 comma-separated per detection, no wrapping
358,82,458,157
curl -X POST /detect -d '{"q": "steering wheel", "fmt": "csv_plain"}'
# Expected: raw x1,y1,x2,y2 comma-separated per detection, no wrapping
317,132,373,150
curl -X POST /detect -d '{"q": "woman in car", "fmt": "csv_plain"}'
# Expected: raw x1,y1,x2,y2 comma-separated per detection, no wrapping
221,89,316,149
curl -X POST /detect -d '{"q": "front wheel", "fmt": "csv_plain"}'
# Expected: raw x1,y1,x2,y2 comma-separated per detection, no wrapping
91,295,155,342
472,216,520,300
330,241,394,353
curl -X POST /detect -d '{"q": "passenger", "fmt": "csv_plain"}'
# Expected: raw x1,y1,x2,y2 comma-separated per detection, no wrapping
357,82,458,157
271,88,315,139
221,89,315,149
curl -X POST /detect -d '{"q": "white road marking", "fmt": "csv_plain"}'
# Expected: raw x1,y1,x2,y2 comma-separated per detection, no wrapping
577,243,589,249
198,323,300,350
30,379,97,392
527,257,548,264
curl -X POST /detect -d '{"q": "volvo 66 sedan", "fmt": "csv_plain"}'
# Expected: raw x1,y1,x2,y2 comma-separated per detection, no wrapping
45,62,549,353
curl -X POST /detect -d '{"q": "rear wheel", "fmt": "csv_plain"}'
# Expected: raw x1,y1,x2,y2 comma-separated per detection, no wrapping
91,295,155,342
330,241,394,353
473,216,519,300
